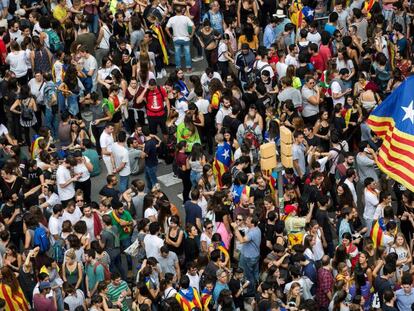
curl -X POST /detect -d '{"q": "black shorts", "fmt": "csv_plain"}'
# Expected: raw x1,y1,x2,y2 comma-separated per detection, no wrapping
148,115,167,135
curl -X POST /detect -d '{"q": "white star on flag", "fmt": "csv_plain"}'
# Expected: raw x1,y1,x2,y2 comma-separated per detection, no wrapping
402,100,414,124
307,10,314,16
222,149,230,160
232,190,239,198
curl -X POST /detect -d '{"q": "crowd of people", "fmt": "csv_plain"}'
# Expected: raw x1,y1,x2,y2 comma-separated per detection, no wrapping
0,0,413,309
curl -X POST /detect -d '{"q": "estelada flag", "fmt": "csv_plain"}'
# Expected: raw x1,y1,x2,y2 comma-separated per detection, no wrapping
367,76,414,192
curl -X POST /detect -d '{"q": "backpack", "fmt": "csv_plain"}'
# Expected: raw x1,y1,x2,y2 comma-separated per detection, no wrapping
253,61,272,81
33,226,50,253
45,29,64,53
145,86,165,113
50,238,66,263
243,122,260,149
21,99,34,121
94,262,111,281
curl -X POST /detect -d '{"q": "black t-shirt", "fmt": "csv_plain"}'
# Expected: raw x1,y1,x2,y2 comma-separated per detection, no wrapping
258,297,271,311
184,201,202,227
144,138,158,167
315,209,333,243
305,134,321,148
1,203,23,234
382,305,398,311
0,176,24,195
25,167,43,187
222,115,242,139
374,276,392,307
228,278,244,309
99,185,120,200
253,185,271,203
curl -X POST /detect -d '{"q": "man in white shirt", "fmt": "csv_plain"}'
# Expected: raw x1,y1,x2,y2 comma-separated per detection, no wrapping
165,5,195,71
56,157,79,206
48,205,63,245
330,69,352,106
79,46,98,93
62,201,83,225
112,131,131,194
143,222,164,258
363,177,379,235
344,168,358,206
100,122,115,173
216,95,232,132
276,50,288,79
39,184,61,215
200,68,222,95
81,205,96,241
285,44,299,67
174,89,189,125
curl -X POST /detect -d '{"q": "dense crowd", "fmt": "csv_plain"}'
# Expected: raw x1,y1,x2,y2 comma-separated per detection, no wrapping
0,0,413,309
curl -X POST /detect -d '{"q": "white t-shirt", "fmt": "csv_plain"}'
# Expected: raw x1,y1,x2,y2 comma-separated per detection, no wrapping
144,206,158,221
306,31,321,45
112,143,131,177
0,124,9,136
28,78,45,104
195,98,209,114
62,206,83,225
175,99,189,125
166,15,194,41
81,215,95,241
73,157,91,182
276,62,288,79
255,60,274,78
6,51,28,78
143,234,164,258
363,189,379,221
48,215,62,245
216,106,231,125
286,54,299,67
82,55,98,87
56,165,75,201
100,131,114,159
331,80,345,105
344,178,357,205
218,41,228,62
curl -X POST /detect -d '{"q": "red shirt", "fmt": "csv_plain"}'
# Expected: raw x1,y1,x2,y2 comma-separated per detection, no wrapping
0,38,6,64
145,86,167,117
33,294,57,311
319,45,332,69
310,53,326,74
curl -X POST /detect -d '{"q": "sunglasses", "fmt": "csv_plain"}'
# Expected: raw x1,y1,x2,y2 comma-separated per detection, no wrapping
236,218,243,221
207,226,213,229
76,200,84,202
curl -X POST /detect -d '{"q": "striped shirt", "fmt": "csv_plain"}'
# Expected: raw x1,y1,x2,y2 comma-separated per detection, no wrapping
108,281,130,311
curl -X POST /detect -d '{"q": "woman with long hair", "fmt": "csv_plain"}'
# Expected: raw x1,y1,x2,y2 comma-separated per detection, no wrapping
209,191,232,250
390,232,412,273
160,273,177,300
332,289,349,311
175,141,192,202
177,114,201,153
6,41,29,85
184,223,199,263
286,282,302,310
197,20,221,70
237,24,258,50
313,109,331,152
0,266,29,311
62,248,83,290
143,193,158,223
30,36,52,73
337,183,355,210
59,64,82,117
165,215,184,260
10,85,38,147
97,56,120,98
96,14,113,67
131,281,152,310
189,143,206,187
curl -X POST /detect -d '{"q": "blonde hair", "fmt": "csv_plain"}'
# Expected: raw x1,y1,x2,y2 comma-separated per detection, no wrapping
66,248,76,260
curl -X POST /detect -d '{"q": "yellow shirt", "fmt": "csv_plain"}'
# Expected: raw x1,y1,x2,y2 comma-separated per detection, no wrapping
53,5,68,22
238,35,259,50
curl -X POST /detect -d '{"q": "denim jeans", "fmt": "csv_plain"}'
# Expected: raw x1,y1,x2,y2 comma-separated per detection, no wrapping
190,170,202,187
119,175,129,193
174,39,192,69
110,251,127,281
45,107,59,139
145,165,158,191
66,93,80,116
88,14,99,34
120,236,132,270
239,254,260,296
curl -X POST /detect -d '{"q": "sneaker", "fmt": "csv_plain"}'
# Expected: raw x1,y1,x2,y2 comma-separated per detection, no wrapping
161,69,167,78
192,56,203,62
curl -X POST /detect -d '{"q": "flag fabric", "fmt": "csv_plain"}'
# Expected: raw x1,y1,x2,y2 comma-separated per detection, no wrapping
231,184,251,204
0,284,29,311
213,142,232,188
201,288,213,310
150,23,169,65
367,76,414,192
370,218,385,248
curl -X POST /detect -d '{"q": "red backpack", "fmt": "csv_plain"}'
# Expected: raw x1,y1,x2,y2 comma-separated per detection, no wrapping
94,262,111,281
243,122,260,148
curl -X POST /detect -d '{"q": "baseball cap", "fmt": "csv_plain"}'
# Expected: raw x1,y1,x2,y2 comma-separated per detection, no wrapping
241,43,250,50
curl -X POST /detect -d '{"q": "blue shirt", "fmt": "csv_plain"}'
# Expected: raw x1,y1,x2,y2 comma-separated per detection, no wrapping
213,282,229,303
396,288,414,311
324,23,336,36
263,24,277,48
241,226,261,258
204,11,223,34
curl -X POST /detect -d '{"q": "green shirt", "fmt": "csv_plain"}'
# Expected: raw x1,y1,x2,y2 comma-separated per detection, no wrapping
176,122,201,152
108,280,130,311
85,263,105,292
83,148,101,177
110,210,133,241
